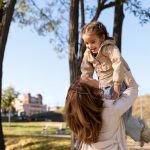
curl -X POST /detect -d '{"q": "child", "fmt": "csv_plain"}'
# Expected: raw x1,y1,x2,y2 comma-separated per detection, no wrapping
80,21,150,146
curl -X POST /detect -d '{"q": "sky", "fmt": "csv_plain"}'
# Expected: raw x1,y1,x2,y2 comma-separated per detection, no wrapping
2,2,150,107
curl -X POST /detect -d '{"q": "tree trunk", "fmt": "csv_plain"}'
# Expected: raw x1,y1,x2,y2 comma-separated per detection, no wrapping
113,2,124,52
77,0,86,77
0,0,16,149
8,110,11,127
69,0,79,149
69,0,79,84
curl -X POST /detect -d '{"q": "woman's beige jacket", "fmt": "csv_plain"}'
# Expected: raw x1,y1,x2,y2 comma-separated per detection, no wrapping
81,40,131,88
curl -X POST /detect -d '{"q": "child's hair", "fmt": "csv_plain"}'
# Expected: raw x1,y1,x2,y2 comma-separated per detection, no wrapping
81,21,112,40
64,78,104,144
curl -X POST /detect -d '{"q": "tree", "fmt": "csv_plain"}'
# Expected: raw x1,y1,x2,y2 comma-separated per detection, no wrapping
13,0,64,54
113,1,124,51
113,0,150,51
12,0,150,82
69,0,79,84
0,0,16,149
1,86,18,126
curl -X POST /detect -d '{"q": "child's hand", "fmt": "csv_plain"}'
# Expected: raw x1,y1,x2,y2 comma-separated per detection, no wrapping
112,85,121,100
112,91,120,100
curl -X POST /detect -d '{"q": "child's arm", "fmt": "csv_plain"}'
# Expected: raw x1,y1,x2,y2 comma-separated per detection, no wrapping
81,50,94,78
112,84,121,99
102,45,124,99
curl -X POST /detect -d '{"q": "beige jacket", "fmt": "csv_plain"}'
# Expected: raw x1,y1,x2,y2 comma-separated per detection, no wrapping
81,40,130,88
81,77,138,150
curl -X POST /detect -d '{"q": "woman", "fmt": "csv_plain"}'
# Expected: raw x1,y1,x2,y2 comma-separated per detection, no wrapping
64,76,138,150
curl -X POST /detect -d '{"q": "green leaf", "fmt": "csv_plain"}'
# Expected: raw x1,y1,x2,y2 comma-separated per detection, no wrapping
0,0,2,9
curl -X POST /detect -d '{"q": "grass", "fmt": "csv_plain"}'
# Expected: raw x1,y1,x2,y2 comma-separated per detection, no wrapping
5,135,70,150
3,122,150,150
3,122,71,135
3,122,71,150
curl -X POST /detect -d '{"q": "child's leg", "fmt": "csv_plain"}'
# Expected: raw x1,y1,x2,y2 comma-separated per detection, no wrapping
120,83,143,140
110,83,142,140
123,106,150,147
123,107,143,141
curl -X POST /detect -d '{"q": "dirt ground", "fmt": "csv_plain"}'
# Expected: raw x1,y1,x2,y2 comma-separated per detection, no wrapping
128,139,150,150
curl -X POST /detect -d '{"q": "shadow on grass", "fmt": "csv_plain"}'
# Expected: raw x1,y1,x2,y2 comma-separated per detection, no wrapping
5,135,70,150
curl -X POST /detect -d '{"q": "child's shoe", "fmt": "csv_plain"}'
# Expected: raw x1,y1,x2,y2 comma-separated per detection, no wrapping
139,119,150,147
141,126,150,141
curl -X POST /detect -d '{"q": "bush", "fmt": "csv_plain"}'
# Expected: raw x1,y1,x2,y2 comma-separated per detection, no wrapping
30,111,64,122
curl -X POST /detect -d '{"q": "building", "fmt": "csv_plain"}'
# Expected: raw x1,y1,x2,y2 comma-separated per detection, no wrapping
47,105,61,111
14,93,47,117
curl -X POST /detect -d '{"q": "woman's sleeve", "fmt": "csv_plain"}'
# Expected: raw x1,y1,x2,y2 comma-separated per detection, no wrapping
102,45,124,86
81,50,94,78
112,86,138,116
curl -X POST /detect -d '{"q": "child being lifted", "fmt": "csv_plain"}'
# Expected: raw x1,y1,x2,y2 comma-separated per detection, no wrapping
80,21,150,146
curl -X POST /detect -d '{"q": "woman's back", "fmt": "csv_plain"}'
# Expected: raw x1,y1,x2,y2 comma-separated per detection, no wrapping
81,87,138,150
65,78,138,150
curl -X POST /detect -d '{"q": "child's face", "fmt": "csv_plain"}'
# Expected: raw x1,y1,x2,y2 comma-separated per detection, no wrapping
82,34,104,54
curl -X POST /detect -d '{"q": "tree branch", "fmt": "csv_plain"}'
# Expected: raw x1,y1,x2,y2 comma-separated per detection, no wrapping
80,0,85,27
91,0,127,22
126,0,150,24
30,0,51,21
103,0,126,10
91,0,103,21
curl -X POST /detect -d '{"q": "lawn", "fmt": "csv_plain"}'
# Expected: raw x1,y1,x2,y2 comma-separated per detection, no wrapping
3,122,70,135
3,122,150,150
5,135,70,150
3,122,71,150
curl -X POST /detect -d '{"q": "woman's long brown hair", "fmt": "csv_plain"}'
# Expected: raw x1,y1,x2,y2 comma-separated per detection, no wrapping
64,78,104,144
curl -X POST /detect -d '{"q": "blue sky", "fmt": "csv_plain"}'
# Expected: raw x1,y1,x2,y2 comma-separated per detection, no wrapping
2,3,150,106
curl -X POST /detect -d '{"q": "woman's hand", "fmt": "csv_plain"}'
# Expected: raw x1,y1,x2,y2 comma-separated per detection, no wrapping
81,77,99,89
